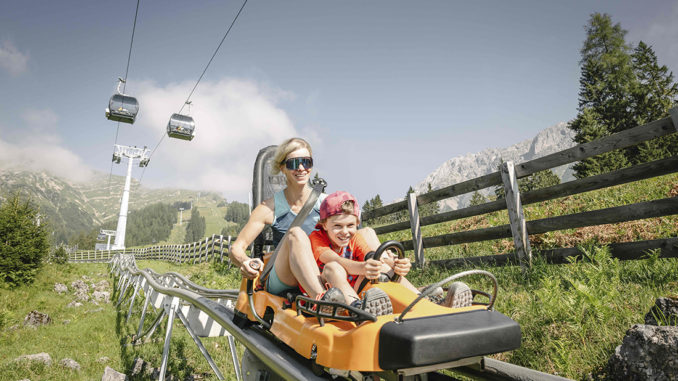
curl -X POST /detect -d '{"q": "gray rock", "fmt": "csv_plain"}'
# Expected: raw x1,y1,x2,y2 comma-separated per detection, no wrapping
67,301,83,308
645,297,678,326
71,280,90,302
93,280,110,292
131,357,146,376
97,356,110,363
101,366,128,381
63,319,71,325
59,358,80,371
14,352,52,366
81,275,91,281
54,283,68,293
23,311,51,327
92,291,110,303
608,324,678,380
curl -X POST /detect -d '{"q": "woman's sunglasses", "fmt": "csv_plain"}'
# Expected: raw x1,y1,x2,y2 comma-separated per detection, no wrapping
284,157,313,170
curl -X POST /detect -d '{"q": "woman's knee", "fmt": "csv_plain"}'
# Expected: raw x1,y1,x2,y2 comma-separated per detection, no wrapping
287,227,309,244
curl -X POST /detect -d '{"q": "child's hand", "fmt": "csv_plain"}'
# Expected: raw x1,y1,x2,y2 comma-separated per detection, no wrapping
363,259,382,280
379,250,396,267
393,257,411,277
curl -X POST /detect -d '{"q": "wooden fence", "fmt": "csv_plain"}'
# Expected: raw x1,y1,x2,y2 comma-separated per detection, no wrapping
70,234,233,265
362,107,678,269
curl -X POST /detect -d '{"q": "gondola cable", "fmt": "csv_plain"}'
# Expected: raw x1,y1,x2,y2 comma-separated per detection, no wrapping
139,0,249,184
107,0,141,192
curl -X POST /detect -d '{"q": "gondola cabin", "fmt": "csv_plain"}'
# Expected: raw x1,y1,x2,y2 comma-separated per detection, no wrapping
106,93,139,124
139,158,149,167
112,153,121,164
167,113,195,141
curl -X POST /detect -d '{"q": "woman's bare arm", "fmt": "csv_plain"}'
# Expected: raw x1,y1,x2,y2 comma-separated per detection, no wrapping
229,198,274,278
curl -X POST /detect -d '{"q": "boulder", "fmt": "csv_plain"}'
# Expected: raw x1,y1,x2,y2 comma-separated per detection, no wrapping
608,324,678,380
23,311,51,327
92,291,110,303
71,280,90,302
59,358,81,371
102,366,128,381
14,352,52,366
645,297,678,326
67,301,83,308
54,283,68,294
93,280,110,292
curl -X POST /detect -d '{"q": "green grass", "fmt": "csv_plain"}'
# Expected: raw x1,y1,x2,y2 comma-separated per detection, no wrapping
0,262,243,380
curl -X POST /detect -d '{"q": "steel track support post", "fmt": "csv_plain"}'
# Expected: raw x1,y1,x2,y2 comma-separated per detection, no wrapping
175,308,226,380
136,290,152,339
407,192,426,266
139,308,166,342
116,274,131,307
126,277,142,323
224,300,242,381
158,297,178,381
227,335,242,381
501,161,532,270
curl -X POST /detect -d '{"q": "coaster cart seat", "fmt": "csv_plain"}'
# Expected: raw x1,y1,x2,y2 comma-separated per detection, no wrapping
233,146,521,379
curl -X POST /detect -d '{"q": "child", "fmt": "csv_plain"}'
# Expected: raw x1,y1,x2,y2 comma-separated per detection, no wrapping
308,191,418,316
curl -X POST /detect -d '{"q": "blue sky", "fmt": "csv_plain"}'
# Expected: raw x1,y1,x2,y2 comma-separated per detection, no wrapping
1,1,676,206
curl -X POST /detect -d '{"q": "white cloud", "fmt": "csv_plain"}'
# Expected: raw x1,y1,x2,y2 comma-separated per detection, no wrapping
0,109,94,182
0,40,28,76
135,78,299,200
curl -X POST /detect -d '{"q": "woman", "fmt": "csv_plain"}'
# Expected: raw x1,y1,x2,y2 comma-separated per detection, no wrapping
229,138,331,299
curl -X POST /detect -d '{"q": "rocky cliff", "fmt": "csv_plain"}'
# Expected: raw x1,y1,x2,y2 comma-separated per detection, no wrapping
413,122,576,211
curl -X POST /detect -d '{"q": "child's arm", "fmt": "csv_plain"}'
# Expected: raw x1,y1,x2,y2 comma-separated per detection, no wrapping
318,249,382,279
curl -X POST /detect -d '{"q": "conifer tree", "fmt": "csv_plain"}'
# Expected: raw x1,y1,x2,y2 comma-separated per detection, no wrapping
469,191,486,206
630,41,678,163
419,183,439,217
569,13,636,177
0,193,49,287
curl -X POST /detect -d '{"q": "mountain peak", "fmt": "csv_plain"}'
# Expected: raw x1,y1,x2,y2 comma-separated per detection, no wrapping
414,122,575,211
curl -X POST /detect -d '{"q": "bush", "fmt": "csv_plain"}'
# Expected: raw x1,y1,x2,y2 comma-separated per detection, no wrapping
52,246,68,264
0,193,50,287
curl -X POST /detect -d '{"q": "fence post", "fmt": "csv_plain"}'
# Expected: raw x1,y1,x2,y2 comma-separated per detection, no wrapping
219,235,225,263
669,106,678,132
501,160,532,269
407,192,425,266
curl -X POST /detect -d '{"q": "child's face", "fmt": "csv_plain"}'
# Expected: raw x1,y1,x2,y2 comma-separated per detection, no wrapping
322,213,358,249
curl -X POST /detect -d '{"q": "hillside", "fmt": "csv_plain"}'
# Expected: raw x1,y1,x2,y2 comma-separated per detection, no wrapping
0,169,229,245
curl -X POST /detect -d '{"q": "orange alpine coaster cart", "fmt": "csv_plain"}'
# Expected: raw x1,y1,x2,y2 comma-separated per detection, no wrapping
233,146,521,379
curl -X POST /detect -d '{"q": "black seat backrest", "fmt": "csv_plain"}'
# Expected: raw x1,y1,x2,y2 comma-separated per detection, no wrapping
251,146,287,258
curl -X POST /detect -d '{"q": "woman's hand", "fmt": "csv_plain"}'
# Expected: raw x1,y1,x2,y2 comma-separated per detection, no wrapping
393,257,411,277
363,258,382,280
240,258,264,279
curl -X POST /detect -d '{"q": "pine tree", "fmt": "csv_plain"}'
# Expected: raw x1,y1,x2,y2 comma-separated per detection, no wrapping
419,183,439,217
569,13,636,177
630,41,678,163
0,193,50,287
185,208,206,243
469,191,486,206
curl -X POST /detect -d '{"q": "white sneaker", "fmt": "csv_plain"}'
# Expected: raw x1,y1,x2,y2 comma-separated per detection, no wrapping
443,282,473,308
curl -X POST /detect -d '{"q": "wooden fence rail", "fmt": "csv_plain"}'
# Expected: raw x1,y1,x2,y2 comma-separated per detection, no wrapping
363,108,678,268
70,234,234,265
